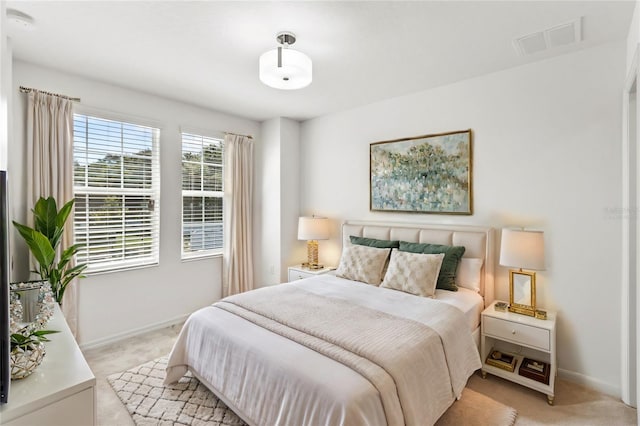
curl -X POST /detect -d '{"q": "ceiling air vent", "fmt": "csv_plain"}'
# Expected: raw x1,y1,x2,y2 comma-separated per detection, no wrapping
513,17,582,56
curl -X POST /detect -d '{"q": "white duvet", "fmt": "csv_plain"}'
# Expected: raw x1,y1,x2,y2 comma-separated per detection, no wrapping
165,275,481,426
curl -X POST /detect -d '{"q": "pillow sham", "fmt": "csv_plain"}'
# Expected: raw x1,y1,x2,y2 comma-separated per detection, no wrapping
455,258,484,292
380,251,444,298
398,241,465,291
350,236,399,279
349,235,400,249
335,244,391,285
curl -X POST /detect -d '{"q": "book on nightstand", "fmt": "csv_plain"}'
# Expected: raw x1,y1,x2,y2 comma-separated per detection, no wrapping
485,350,517,372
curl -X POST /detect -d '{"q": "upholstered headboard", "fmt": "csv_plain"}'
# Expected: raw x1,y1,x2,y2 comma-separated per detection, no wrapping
342,220,495,306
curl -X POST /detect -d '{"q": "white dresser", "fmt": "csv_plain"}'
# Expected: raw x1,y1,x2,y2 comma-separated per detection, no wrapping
0,304,96,425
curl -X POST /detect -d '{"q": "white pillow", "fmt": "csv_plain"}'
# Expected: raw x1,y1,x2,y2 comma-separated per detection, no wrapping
380,251,444,298
455,258,484,292
335,245,391,285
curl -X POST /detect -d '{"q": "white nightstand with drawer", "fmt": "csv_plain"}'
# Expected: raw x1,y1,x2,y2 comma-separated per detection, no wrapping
481,300,557,405
287,265,335,282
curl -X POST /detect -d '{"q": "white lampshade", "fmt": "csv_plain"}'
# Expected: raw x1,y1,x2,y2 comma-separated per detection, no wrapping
259,48,312,90
499,228,545,270
298,217,329,241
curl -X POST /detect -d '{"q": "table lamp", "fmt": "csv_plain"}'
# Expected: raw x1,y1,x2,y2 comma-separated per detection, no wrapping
499,228,545,316
298,216,329,269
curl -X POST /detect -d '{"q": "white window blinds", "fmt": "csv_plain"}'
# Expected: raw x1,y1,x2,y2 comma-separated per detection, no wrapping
181,132,223,258
73,113,160,272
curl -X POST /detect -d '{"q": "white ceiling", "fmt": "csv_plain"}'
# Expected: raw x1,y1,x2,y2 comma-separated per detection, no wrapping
5,1,635,122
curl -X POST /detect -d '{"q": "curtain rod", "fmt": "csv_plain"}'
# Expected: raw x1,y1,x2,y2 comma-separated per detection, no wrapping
225,131,253,140
19,86,81,102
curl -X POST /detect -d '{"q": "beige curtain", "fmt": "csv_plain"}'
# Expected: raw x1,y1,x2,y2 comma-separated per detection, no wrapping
27,91,78,335
223,134,254,297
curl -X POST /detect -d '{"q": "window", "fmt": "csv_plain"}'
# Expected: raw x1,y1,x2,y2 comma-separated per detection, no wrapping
73,113,160,273
181,132,223,258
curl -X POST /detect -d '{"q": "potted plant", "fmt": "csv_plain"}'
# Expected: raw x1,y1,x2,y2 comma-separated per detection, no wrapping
10,327,59,379
12,197,87,304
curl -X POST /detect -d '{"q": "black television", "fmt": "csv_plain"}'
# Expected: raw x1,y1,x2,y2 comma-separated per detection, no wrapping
0,170,9,403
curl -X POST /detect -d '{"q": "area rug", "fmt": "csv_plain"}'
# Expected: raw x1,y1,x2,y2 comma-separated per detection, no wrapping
108,357,517,426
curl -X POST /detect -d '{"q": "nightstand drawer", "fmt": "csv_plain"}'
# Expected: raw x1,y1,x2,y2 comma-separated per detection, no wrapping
288,270,315,281
483,316,550,351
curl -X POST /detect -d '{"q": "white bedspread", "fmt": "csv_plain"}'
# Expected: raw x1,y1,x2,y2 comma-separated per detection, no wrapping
165,275,481,426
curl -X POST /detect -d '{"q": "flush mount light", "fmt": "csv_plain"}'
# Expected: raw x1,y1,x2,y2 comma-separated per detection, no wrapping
6,9,35,31
259,32,312,90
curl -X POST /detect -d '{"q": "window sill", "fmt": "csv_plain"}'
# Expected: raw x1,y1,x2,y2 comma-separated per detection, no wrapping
181,253,223,263
84,261,159,277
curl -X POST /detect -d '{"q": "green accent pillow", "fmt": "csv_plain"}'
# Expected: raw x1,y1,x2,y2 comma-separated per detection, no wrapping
350,236,400,249
398,241,466,291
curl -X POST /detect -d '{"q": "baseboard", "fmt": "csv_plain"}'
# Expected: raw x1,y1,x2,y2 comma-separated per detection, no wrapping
79,314,189,351
558,368,619,398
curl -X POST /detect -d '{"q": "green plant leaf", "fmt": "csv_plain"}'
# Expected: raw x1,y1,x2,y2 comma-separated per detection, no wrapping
61,264,87,284
32,329,60,338
11,329,59,350
58,243,83,270
12,223,55,268
50,227,64,252
56,199,74,229
33,197,58,240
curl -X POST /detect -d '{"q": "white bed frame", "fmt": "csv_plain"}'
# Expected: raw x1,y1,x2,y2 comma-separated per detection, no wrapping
342,220,495,346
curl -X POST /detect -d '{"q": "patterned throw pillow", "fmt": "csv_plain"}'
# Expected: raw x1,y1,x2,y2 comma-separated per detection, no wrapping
380,251,445,298
335,245,391,285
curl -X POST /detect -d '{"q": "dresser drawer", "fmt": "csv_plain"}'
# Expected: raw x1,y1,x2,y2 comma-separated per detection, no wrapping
483,316,550,351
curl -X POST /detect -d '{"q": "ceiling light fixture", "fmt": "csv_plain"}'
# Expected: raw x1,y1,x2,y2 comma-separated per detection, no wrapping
259,32,312,90
6,9,35,31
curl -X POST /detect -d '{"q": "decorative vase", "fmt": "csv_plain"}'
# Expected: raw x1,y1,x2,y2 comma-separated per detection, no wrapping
10,343,46,380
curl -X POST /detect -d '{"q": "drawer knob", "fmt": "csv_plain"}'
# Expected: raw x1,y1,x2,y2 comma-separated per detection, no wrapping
511,330,516,335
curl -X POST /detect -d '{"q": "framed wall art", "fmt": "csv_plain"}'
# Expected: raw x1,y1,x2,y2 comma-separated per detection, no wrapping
370,129,473,215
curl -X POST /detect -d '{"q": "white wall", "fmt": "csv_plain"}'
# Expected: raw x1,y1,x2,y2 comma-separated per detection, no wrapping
628,2,639,74
258,117,301,284
300,41,625,395
279,118,301,276
259,118,282,285
11,60,260,346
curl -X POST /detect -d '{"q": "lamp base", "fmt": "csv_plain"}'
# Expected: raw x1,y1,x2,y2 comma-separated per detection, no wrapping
306,240,320,269
301,262,324,270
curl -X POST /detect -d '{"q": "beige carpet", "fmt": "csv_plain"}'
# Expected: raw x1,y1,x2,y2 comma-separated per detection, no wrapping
108,356,516,426
436,387,517,426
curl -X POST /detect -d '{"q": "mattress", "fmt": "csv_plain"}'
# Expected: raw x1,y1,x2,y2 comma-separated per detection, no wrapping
166,275,482,426
434,287,484,331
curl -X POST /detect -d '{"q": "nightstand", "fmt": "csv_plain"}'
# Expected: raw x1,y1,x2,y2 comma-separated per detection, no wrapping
287,265,335,282
481,300,557,405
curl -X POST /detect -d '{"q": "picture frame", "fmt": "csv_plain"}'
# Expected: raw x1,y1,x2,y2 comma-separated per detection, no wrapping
509,270,536,316
519,357,550,384
370,129,473,215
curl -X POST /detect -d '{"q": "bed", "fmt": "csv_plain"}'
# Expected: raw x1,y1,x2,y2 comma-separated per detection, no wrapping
165,221,495,426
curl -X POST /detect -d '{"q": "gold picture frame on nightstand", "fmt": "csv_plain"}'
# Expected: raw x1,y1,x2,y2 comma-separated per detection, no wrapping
509,270,536,316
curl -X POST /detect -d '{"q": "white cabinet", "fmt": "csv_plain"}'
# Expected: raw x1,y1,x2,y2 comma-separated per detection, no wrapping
481,300,557,405
287,265,335,282
0,304,96,425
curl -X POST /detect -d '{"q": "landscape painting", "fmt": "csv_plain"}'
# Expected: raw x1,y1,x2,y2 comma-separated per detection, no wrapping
370,130,472,214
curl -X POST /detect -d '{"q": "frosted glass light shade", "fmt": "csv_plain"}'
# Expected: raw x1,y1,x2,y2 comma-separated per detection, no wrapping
297,217,329,241
259,48,312,90
499,228,545,270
